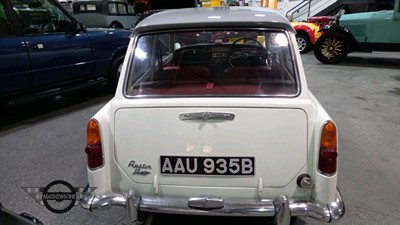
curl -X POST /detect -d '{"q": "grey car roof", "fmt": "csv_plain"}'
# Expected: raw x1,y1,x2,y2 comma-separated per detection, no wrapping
133,7,295,33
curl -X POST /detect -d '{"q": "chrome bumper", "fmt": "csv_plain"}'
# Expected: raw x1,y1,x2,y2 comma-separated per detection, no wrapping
81,189,344,225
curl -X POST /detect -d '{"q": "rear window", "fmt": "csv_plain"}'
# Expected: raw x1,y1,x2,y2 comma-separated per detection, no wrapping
125,29,299,97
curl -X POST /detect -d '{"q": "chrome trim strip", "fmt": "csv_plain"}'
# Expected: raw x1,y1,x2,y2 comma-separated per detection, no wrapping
81,192,127,211
140,196,276,216
81,189,344,223
179,112,235,121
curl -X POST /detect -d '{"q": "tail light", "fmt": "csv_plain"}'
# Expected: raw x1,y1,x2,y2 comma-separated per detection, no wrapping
318,120,338,176
85,119,103,169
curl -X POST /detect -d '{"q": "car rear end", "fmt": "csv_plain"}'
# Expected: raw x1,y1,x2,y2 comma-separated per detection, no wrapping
81,7,344,224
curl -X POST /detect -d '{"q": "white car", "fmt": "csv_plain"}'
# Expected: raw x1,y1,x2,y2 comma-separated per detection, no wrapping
72,0,139,29
81,7,345,225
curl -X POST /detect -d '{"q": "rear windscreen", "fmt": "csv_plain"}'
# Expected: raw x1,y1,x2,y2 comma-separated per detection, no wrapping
125,29,299,97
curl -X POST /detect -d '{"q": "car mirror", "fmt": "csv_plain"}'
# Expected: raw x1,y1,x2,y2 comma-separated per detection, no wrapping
75,21,86,32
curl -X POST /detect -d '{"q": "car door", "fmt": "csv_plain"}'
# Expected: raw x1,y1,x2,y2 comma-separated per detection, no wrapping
390,0,400,43
10,0,94,88
0,0,32,95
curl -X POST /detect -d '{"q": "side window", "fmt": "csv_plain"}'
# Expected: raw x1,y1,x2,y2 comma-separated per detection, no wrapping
108,3,117,14
117,3,126,14
126,35,153,87
0,1,13,36
127,4,135,14
74,4,97,14
11,0,75,34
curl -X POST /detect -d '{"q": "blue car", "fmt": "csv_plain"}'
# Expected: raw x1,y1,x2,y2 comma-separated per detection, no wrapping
0,0,131,105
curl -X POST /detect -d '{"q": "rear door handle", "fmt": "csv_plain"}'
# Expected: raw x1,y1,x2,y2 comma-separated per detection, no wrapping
179,112,235,121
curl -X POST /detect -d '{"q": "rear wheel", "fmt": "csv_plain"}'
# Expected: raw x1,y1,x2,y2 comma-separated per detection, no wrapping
296,33,311,54
107,54,124,90
314,32,349,64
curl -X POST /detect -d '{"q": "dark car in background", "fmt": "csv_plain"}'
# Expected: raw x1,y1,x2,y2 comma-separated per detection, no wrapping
0,0,131,106
0,203,42,225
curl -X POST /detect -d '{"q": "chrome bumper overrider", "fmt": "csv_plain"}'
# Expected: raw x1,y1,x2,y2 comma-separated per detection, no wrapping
81,189,344,225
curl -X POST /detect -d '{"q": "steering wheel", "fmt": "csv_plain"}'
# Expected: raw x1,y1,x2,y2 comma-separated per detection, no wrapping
228,37,265,67
41,16,58,31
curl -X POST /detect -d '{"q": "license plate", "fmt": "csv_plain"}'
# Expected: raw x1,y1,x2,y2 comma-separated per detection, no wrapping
160,156,254,175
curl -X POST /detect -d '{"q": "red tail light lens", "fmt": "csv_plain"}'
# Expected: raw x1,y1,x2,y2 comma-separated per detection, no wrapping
85,119,103,169
318,120,338,176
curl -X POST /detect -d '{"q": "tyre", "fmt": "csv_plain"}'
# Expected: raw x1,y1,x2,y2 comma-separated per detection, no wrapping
296,33,311,54
107,54,124,90
313,32,349,64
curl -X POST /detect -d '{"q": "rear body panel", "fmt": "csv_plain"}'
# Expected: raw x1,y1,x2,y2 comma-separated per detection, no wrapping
114,107,307,188
340,10,400,44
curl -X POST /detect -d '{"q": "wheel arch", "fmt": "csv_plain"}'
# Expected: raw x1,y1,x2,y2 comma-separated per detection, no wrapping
293,24,315,43
107,48,127,89
110,47,127,66
109,47,127,75
296,29,310,39
319,25,369,52
295,31,312,54
109,21,124,29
